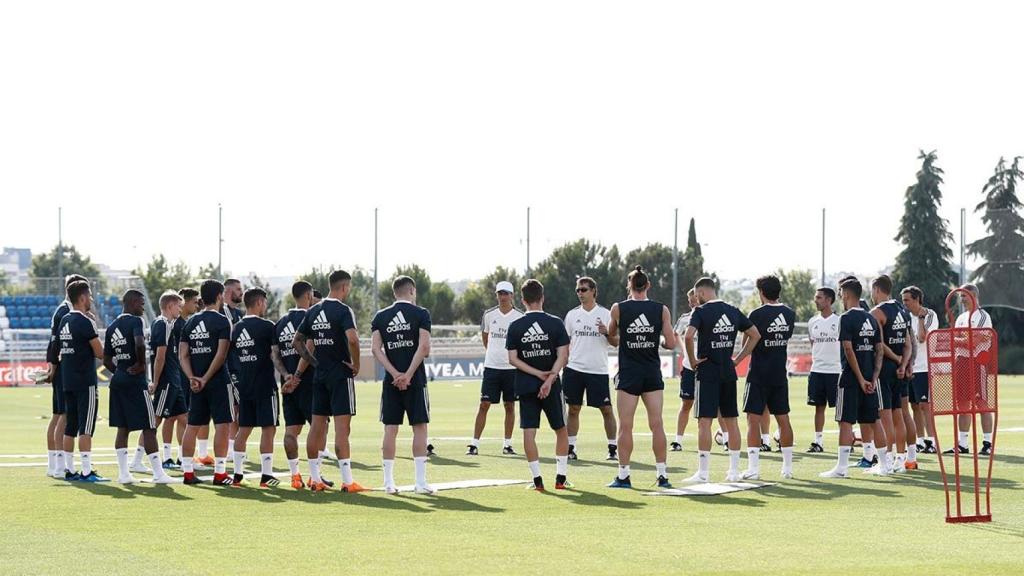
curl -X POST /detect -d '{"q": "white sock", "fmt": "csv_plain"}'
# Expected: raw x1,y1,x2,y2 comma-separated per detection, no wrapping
761,433,771,445
233,451,245,475
81,452,92,475
116,448,129,477
197,439,209,458
309,458,321,483
958,431,969,448
837,446,851,472
814,431,824,445
877,446,889,470
148,452,167,478
503,438,512,448
556,456,568,476
182,456,194,473
907,444,917,462
983,432,992,443
46,450,57,475
567,436,577,448
528,460,542,478
383,459,395,486
338,458,353,484
746,448,760,472
728,450,740,474
214,457,226,474
697,451,710,476
131,446,146,467
607,438,617,447
55,451,66,473
781,447,793,471
618,465,630,480
260,453,273,475
288,458,300,475
162,443,172,461
471,438,480,448
863,441,876,461
675,434,683,444
414,456,428,485
63,451,75,472
655,462,667,478
319,449,330,461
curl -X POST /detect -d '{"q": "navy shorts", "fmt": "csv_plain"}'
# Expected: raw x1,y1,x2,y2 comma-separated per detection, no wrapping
694,368,739,419
807,372,839,408
51,365,66,415
282,379,314,426
519,380,566,430
742,378,790,416
63,387,99,437
109,383,157,431
679,368,696,400
563,367,611,407
836,378,882,425
237,390,280,428
481,368,516,404
909,372,929,404
153,383,188,418
312,368,356,417
187,378,235,426
380,379,430,426
615,368,664,396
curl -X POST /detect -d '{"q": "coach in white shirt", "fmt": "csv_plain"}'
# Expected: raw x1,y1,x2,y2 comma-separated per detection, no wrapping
949,284,996,456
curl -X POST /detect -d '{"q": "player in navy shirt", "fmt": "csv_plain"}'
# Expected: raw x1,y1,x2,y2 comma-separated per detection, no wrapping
178,280,235,486
293,269,366,492
606,266,675,489
371,276,435,494
178,287,213,464
137,291,188,471
740,275,797,480
42,273,86,478
821,278,886,478
103,290,173,484
229,288,287,488
503,279,571,491
870,274,918,473
58,280,106,482
276,281,324,489
684,277,760,483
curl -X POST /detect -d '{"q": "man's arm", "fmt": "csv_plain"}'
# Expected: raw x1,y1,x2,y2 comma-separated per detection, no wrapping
152,347,166,393
733,326,760,365
841,340,869,391
291,332,318,368
179,341,195,383
102,351,116,373
660,306,676,350
903,325,916,372
89,337,103,360
537,344,569,399
873,342,884,385
404,329,432,378
271,345,290,379
871,309,901,362
684,326,700,368
200,339,230,383
371,330,403,380
345,328,360,375
128,334,146,376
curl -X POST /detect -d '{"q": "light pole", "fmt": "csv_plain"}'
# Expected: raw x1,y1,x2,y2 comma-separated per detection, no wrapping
671,208,679,377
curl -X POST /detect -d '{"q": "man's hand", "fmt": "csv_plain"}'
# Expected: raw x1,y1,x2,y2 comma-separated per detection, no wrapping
695,357,707,366
859,379,872,394
344,360,360,375
148,381,157,395
538,374,557,399
596,318,608,336
191,376,206,393
127,364,144,376
392,373,410,391
896,365,905,379
282,374,297,394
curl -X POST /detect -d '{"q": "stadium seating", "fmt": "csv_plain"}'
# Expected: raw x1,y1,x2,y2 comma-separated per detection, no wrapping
0,294,123,329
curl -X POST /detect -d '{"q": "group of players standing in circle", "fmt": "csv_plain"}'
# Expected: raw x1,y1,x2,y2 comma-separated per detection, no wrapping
39,265,995,493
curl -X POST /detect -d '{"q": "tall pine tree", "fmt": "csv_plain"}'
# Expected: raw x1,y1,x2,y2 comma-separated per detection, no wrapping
680,217,709,296
891,150,956,312
968,156,1024,308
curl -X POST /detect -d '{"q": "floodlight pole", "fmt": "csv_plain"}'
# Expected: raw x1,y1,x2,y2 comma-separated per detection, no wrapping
960,208,966,286
526,206,531,277
821,208,826,286
57,206,63,282
373,207,379,315
217,203,223,277
671,208,679,377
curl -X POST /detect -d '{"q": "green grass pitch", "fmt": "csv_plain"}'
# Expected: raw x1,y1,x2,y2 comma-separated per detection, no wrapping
1,376,1021,575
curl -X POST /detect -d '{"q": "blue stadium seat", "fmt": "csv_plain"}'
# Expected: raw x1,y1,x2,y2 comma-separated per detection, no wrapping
0,296,11,306
38,317,49,329
51,295,62,306
10,318,21,329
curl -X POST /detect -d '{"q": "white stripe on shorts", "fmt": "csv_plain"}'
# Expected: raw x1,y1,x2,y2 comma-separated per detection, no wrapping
348,378,355,414
86,387,98,436
144,389,156,429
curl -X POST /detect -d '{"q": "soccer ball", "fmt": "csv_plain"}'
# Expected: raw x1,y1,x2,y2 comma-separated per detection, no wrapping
714,429,725,446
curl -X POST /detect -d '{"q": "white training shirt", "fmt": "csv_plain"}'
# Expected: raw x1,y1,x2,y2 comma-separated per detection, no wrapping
910,308,938,373
807,313,841,374
955,308,994,356
565,304,612,374
481,306,524,370
674,312,693,370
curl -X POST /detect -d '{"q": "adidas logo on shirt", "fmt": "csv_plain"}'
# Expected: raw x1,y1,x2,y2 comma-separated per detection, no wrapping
279,322,296,345
190,320,210,340
60,323,72,340
386,311,412,333
712,314,734,334
891,313,908,331
626,314,656,334
236,328,255,348
859,319,875,337
110,328,127,347
766,313,789,334
521,321,550,343
311,310,330,331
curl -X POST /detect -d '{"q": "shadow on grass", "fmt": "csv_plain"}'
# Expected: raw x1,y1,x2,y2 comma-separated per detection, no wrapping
419,493,505,513
397,453,482,468
542,487,648,510
760,478,904,502
963,522,1024,539
63,481,194,501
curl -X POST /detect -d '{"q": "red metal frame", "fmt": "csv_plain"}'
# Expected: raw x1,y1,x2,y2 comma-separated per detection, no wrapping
927,288,998,523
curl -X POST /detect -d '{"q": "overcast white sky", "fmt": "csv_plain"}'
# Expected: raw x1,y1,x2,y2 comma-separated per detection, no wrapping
2,2,1021,283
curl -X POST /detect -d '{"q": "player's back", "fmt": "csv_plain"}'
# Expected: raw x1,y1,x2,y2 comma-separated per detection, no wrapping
616,299,664,372
748,303,796,382
372,301,431,380
231,316,277,394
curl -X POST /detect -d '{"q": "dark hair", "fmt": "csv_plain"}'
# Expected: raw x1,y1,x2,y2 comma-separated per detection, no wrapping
122,289,144,306
839,274,857,283
840,278,862,298
291,281,313,300
521,279,544,304
178,287,199,302
328,269,352,289
200,279,224,305
312,290,323,299
66,280,90,305
392,275,416,295
243,287,267,309
816,287,836,304
577,276,596,292
224,278,242,288
64,274,88,289
628,266,649,291
159,291,183,309
871,274,893,295
756,275,782,301
694,276,716,291
900,285,923,302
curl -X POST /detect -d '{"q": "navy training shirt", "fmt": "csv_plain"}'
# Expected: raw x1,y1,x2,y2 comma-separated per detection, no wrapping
47,300,71,365
104,313,147,388
876,300,911,362
616,299,666,373
149,316,182,388
182,309,232,385
231,316,278,396
59,311,99,391
296,298,358,377
747,304,796,385
505,311,570,395
371,301,432,386
838,308,881,387
276,309,311,385
688,300,753,382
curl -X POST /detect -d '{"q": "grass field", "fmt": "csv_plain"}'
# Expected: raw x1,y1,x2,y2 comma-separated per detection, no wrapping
2,376,1022,575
